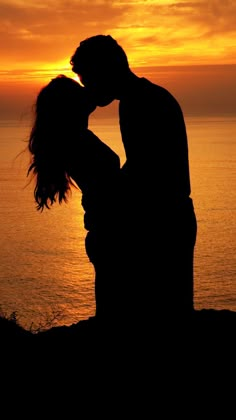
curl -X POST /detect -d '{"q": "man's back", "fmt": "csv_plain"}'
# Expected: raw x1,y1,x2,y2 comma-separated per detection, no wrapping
119,75,197,320
119,76,191,200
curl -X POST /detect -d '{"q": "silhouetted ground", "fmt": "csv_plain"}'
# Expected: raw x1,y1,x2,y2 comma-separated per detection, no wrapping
1,308,235,348
1,309,235,400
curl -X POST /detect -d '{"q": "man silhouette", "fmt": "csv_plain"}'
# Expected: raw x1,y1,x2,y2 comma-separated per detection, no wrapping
70,35,197,324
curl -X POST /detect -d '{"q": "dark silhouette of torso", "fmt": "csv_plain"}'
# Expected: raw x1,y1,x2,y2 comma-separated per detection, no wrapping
68,77,197,324
69,129,125,320
120,77,191,198
119,76,197,321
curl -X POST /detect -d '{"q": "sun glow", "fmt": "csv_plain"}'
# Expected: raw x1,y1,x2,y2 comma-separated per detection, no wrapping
0,59,76,84
77,75,85,87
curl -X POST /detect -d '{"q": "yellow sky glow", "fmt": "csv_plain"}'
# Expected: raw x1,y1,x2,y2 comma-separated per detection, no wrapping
0,0,236,117
1,0,236,74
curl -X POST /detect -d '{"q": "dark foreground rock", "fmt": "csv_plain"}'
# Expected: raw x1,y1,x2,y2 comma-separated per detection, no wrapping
1,309,235,348
1,309,235,403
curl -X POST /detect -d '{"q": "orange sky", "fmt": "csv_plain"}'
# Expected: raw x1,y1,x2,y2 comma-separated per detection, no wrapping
1,0,236,118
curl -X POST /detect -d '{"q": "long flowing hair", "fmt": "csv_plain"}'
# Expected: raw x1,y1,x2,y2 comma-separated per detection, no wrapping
27,75,94,211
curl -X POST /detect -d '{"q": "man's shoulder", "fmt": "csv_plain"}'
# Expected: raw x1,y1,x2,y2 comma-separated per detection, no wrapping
132,77,181,110
119,75,181,114
141,77,174,97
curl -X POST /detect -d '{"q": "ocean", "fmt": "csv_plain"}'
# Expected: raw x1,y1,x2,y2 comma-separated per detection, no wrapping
0,115,235,330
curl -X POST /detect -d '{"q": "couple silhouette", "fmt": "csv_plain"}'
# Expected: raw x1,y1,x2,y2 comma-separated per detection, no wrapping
28,35,197,328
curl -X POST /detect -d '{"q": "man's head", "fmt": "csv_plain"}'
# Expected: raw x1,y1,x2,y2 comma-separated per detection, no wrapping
70,35,130,106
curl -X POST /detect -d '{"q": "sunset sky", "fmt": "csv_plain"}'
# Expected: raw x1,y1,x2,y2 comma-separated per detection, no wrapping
1,0,236,118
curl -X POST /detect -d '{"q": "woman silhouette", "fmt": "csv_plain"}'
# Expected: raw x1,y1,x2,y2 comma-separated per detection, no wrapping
27,75,125,322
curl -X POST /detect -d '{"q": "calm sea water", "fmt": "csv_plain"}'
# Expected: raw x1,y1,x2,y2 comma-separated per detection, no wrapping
0,115,235,329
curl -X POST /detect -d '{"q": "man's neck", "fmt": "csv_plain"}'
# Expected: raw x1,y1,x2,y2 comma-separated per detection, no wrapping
117,70,139,100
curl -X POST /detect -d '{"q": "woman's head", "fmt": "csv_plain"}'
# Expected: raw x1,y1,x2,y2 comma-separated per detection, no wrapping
35,74,95,129
28,75,95,211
